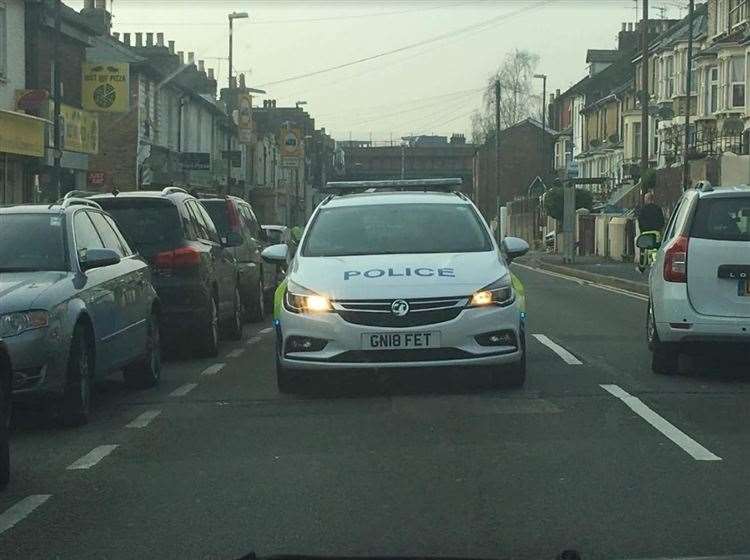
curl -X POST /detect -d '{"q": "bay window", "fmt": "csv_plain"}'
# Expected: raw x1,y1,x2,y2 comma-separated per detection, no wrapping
729,55,745,108
666,56,675,98
704,66,718,114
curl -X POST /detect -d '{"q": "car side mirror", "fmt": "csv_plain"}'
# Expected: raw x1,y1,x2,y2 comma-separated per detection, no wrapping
222,230,242,248
501,236,530,262
636,232,660,250
261,243,289,264
80,248,121,271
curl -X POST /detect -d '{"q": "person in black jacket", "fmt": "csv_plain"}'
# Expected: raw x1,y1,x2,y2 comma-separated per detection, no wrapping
638,192,665,233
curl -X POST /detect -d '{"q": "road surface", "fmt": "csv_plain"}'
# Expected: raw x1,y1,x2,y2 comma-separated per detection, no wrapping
2,265,750,560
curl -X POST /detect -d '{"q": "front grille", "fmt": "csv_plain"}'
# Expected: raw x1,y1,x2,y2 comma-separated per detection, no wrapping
334,296,467,327
329,348,473,363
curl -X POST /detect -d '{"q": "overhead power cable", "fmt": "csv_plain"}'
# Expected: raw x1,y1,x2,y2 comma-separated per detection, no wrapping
256,0,555,88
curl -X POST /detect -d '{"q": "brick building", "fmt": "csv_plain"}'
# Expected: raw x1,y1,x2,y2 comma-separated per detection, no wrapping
473,118,556,222
339,134,475,194
24,0,100,198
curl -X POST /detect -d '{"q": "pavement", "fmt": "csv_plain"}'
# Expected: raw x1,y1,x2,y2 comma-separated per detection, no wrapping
518,251,649,296
2,266,750,559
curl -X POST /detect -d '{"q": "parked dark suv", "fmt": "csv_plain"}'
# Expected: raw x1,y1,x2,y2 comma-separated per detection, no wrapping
91,188,243,357
199,195,268,322
0,341,10,489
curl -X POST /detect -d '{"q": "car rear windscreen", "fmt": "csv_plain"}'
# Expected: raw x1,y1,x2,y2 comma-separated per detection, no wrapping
265,228,283,244
201,200,229,235
97,199,182,253
303,203,493,257
690,197,750,242
0,214,67,271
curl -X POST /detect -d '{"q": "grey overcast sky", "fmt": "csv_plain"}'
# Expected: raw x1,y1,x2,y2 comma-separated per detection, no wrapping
68,0,688,142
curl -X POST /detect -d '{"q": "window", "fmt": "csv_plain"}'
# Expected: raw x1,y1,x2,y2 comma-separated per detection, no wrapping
186,201,210,241
690,67,698,95
74,212,105,253
190,201,221,244
729,56,745,108
88,212,129,256
665,56,675,98
97,198,182,254
303,204,493,257
691,197,750,241
705,66,719,114
633,122,642,158
103,215,134,256
0,3,6,79
239,205,260,238
0,214,66,272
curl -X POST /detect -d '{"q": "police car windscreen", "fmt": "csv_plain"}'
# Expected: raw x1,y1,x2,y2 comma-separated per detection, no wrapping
303,203,493,257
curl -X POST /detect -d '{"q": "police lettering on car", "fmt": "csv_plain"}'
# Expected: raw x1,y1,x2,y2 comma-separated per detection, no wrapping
344,267,456,280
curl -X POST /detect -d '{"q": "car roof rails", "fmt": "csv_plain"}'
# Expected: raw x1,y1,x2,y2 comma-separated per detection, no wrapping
322,178,463,195
695,180,714,192
63,190,100,199
60,197,103,210
161,186,189,196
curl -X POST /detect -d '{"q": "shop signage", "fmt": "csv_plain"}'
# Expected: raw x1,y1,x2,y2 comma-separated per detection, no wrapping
82,63,130,113
0,110,46,158
181,152,211,171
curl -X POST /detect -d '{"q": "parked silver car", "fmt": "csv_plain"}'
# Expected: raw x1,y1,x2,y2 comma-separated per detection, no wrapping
0,198,161,426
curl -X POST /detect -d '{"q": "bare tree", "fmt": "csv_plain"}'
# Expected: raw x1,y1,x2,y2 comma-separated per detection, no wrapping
471,49,540,144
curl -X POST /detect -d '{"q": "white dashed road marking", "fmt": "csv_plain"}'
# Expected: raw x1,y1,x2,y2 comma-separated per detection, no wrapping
246,336,261,345
258,327,274,335
126,409,162,429
169,382,198,397
67,445,120,470
601,384,722,461
226,348,245,359
201,363,225,376
532,334,583,365
0,495,51,536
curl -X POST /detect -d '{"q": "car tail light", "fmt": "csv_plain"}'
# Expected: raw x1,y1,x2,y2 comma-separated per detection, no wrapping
663,235,689,283
227,201,241,233
153,246,202,269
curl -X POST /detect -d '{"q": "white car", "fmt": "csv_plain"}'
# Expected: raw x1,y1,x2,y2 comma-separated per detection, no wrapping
638,182,750,374
261,179,530,392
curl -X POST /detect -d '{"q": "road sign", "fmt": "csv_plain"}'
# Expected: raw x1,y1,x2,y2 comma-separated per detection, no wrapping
281,156,300,168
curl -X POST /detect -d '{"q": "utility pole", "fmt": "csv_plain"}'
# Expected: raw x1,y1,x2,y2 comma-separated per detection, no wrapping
495,79,502,242
226,12,248,195
53,0,62,201
682,0,695,191
640,0,650,197
401,142,406,179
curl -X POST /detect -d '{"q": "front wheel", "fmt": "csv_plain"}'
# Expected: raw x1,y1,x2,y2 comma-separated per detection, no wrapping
124,312,161,389
647,301,679,375
62,324,94,427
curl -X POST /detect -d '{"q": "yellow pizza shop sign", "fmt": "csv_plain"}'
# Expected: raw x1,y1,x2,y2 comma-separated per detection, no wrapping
82,63,130,113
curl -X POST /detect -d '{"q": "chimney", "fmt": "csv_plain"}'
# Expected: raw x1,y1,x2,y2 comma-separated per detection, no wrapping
113,31,120,41
208,68,215,79
157,33,164,47
123,33,131,45
84,0,94,9
135,32,143,47
95,0,105,8
146,32,154,46
168,40,175,54
621,22,626,31
178,51,184,65
549,93,555,104
198,60,205,73
239,73,246,89
556,88,561,96
230,76,237,89
188,52,195,65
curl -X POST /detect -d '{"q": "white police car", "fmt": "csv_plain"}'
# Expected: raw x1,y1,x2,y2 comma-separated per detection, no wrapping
262,179,529,392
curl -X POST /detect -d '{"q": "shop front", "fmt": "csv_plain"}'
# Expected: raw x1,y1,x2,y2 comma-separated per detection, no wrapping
0,110,46,204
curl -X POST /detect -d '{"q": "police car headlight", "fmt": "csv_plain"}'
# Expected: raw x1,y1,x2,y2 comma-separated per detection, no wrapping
284,281,332,314
469,275,515,307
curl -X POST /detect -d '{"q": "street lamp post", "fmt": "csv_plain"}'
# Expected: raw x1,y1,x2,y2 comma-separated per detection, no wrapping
227,11,249,194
